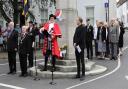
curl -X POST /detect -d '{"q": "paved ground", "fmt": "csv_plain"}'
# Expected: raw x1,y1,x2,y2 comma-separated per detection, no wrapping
0,32,127,89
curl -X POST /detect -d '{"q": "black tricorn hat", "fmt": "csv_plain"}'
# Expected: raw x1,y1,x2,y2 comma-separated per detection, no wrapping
29,21,33,24
49,14,56,20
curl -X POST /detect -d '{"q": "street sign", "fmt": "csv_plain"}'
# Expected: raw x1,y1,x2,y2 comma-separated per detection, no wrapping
104,3,109,8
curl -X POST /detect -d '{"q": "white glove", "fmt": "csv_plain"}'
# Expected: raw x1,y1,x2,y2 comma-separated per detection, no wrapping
40,28,44,33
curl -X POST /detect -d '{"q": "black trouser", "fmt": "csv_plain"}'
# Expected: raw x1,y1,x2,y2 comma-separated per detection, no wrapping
44,50,56,69
19,53,27,74
8,51,16,72
75,49,85,76
28,50,34,67
86,41,93,59
106,41,110,56
110,43,118,59
94,40,99,56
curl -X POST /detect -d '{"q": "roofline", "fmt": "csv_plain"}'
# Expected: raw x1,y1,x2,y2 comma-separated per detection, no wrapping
117,0,127,7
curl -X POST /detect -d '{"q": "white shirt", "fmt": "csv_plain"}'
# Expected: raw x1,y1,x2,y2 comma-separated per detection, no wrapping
30,27,32,32
94,24,98,39
106,28,108,38
119,26,121,35
48,23,54,34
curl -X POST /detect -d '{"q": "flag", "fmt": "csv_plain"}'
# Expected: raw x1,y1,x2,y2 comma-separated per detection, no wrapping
22,0,30,16
55,9,63,21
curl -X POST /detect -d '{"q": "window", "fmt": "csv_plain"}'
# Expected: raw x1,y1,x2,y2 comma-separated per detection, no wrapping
40,9,48,23
86,7,94,25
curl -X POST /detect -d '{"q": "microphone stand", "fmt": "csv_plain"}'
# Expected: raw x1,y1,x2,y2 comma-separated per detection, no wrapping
48,29,56,85
33,37,40,81
49,55,56,85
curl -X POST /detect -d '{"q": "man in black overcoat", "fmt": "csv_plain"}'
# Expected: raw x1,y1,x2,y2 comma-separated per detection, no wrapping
85,19,94,60
73,17,86,79
7,22,18,74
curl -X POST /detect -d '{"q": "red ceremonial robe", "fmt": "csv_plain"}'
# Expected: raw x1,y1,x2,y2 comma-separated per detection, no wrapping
42,22,62,59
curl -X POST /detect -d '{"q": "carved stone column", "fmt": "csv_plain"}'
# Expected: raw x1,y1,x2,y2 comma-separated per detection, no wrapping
56,0,78,59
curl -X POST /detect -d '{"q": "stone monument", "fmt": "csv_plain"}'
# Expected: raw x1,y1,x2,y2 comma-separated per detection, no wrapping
56,0,78,60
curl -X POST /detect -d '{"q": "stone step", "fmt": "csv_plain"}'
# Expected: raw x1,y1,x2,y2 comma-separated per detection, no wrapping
29,65,107,79
38,61,96,72
56,58,88,66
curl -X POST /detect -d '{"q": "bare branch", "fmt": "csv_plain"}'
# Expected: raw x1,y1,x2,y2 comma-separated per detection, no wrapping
0,2,11,22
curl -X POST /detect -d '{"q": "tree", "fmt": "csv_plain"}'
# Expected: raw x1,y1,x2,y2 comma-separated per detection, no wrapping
0,0,56,26
0,0,20,27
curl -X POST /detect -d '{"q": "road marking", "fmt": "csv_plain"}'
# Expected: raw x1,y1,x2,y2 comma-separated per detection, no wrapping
0,59,44,66
0,74,7,77
124,46,128,81
0,83,26,89
66,46,128,89
0,71,22,77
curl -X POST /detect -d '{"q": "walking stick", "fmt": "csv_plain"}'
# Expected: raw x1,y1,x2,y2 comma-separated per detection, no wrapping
48,29,56,85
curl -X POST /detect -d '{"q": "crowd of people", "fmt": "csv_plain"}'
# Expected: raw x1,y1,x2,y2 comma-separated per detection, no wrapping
0,13,125,80
73,17,125,79
4,14,62,77
5,21,39,77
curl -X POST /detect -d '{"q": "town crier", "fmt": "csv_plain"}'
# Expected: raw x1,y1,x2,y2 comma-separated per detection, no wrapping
40,14,62,71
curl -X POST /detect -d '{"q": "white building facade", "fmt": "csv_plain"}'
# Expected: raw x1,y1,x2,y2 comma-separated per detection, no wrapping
117,0,128,27
77,0,117,25
29,0,56,24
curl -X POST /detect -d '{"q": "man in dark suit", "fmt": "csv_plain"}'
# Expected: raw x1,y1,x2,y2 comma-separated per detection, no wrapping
73,17,86,79
109,19,119,60
19,26,30,77
27,21,36,68
7,22,18,74
85,19,94,60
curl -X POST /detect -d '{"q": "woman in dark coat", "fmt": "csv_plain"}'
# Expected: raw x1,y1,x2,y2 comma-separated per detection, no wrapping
118,22,125,56
97,22,107,59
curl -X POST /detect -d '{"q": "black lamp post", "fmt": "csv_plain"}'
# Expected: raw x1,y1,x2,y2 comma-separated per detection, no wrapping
108,0,110,22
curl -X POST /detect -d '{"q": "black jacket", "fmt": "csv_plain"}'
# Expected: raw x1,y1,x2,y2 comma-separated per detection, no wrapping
27,27,37,49
118,26,125,47
97,26,107,41
85,24,94,42
73,24,86,49
7,30,18,52
19,33,31,54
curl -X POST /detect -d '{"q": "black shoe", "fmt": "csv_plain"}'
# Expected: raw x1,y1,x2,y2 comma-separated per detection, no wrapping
7,72,13,74
40,67,47,71
110,57,114,60
23,73,28,77
74,75,80,79
80,75,85,81
12,71,16,75
19,73,28,77
114,57,118,60
19,74,24,77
